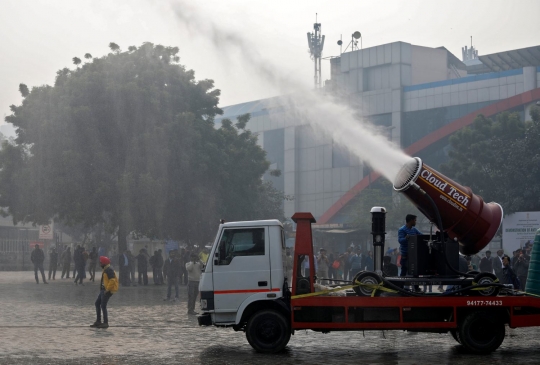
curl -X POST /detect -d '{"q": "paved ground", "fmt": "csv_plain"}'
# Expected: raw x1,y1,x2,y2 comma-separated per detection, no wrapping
1,271,540,364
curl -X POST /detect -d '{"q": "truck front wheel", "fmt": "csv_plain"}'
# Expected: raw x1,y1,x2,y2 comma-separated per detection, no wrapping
246,310,291,353
458,311,505,353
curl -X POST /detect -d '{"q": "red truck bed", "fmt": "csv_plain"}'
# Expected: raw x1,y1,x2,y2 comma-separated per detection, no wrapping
291,295,540,330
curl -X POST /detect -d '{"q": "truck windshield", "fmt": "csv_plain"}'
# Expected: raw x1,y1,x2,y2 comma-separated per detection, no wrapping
217,228,265,265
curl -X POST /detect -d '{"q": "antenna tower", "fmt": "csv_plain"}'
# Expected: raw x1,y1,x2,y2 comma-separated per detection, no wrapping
307,14,325,89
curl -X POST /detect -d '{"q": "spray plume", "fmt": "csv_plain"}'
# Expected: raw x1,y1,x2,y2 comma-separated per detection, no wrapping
170,2,412,183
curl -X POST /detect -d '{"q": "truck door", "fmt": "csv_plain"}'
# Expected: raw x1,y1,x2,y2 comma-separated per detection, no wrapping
212,226,271,322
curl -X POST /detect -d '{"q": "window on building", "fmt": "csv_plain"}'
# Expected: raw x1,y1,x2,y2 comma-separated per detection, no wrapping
363,64,392,91
332,142,350,168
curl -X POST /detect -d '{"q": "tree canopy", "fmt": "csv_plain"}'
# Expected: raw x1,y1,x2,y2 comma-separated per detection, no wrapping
0,42,284,250
441,107,540,215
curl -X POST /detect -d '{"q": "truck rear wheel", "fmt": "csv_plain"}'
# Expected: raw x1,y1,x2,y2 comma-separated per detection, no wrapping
450,329,461,344
458,311,505,353
246,310,291,353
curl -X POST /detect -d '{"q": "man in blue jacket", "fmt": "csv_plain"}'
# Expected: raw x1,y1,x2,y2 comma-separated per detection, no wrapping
398,214,422,277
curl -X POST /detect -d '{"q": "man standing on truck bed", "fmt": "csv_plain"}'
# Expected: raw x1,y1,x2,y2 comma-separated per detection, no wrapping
398,214,422,277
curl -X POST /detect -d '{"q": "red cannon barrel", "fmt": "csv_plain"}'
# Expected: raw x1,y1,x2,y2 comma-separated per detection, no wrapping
393,157,503,255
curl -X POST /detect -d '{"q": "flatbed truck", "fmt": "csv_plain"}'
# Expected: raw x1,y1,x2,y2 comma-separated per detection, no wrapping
198,158,540,354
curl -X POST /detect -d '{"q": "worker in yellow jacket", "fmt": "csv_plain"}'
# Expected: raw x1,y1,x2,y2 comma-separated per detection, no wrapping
90,256,119,329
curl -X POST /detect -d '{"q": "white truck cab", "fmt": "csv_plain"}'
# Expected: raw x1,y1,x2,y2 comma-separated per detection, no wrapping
198,219,289,335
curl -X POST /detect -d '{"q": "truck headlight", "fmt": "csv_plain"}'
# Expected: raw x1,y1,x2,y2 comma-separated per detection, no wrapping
201,299,207,309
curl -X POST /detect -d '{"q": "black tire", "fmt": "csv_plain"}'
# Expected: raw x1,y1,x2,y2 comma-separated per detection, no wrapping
353,271,383,297
450,329,461,344
245,310,291,353
458,311,505,354
471,272,500,297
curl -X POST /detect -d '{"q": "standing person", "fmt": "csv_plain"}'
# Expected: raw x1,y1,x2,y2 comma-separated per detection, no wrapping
119,250,131,286
179,248,188,286
198,248,209,265
513,249,529,290
156,249,164,285
316,248,329,284
72,245,80,279
383,255,398,276
150,251,158,284
525,241,533,259
466,256,477,271
90,256,119,329
398,214,422,277
343,247,352,281
284,248,294,282
48,247,58,281
61,247,72,279
110,248,118,270
510,250,518,267
334,253,345,282
349,248,364,279
88,247,98,282
82,247,89,281
501,255,520,289
471,253,481,270
479,251,493,273
31,244,48,284
127,250,136,287
163,250,181,301
186,253,202,315
492,249,504,282
327,252,335,284
302,256,310,277
74,246,86,285
136,249,149,286
365,251,374,272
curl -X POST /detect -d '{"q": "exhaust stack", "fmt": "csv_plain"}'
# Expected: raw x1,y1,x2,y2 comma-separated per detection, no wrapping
393,157,503,255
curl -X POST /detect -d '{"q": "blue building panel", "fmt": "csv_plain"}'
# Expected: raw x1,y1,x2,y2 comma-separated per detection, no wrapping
404,68,524,92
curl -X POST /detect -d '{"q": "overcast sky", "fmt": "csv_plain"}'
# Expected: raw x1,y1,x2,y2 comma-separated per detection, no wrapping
1,0,539,130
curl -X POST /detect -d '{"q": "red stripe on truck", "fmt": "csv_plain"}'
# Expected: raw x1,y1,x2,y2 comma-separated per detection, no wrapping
214,288,281,295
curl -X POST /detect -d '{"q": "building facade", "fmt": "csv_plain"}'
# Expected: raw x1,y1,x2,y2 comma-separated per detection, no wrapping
216,42,540,231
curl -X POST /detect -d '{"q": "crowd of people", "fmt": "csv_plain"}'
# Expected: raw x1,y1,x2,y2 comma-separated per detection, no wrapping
30,244,209,315
285,212,533,293
289,243,532,292
477,244,532,290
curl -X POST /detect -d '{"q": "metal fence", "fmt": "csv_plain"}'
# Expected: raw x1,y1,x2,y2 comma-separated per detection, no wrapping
0,239,32,270
0,239,31,253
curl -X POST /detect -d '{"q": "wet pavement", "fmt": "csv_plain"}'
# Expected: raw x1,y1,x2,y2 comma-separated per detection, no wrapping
1,271,540,364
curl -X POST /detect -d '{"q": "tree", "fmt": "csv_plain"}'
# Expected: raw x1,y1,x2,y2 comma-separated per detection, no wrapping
18,84,29,97
441,108,540,214
1,42,284,251
72,57,81,66
84,53,92,60
108,42,120,53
